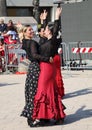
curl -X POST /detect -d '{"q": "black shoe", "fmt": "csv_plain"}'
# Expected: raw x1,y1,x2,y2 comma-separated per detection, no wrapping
27,118,33,126
40,119,50,126
55,118,64,125
30,120,41,127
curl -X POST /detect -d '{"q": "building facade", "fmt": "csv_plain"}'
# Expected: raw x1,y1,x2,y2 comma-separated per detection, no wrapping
6,0,92,42
6,0,56,22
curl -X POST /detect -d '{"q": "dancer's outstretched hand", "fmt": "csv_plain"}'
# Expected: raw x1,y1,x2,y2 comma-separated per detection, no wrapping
55,7,62,20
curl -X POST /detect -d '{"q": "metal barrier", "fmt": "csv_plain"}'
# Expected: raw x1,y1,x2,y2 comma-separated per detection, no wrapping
0,45,5,73
61,41,92,70
4,43,27,73
1,41,92,73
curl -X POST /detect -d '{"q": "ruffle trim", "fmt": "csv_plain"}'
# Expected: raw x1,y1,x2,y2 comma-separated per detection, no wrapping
32,91,66,120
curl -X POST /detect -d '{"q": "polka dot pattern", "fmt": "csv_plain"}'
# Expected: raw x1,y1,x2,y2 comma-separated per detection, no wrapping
21,62,40,119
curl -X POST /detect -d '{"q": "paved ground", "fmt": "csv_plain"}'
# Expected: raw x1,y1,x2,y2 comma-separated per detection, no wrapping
0,70,92,130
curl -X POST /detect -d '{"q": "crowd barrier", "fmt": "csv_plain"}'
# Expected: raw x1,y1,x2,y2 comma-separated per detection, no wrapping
59,41,92,70
1,41,92,73
0,43,27,73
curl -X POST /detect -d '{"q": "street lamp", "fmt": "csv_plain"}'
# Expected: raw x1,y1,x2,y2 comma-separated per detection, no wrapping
32,0,40,23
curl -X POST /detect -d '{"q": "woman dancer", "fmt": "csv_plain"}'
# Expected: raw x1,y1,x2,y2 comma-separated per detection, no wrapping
32,7,66,127
20,25,53,126
39,9,65,98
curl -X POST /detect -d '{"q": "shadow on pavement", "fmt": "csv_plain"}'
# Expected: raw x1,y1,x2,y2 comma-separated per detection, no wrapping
0,83,20,87
64,88,92,99
64,105,92,124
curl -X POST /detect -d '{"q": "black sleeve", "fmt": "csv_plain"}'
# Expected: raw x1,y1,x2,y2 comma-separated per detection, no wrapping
50,20,60,46
42,19,47,29
22,39,26,51
30,40,50,62
53,20,59,38
40,19,47,29
39,37,47,46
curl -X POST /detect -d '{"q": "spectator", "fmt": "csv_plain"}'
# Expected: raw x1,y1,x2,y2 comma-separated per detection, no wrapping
0,36,5,72
0,19,7,34
4,32,17,44
6,26,17,40
7,20,14,28
0,36,5,56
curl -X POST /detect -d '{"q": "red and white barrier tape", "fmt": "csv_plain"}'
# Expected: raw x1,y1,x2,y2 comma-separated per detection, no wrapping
72,47,92,53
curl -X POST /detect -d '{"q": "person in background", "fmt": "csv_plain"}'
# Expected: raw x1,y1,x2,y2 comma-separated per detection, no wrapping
0,19,7,34
3,28,18,69
0,36,5,72
0,36,4,55
7,20,14,28
4,33,17,45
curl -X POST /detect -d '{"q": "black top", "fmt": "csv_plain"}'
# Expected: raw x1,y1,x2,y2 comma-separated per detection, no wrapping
39,20,60,57
39,36,47,46
54,37,62,55
0,23,7,33
22,39,49,62
39,18,62,55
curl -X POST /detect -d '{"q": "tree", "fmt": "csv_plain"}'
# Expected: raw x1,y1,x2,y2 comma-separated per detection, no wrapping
0,0,7,16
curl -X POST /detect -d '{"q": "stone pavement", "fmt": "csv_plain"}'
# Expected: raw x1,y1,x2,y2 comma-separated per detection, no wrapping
0,70,92,130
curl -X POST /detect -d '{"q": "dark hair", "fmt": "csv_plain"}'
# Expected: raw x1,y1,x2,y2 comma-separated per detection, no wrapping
38,24,45,32
47,22,54,34
8,19,13,23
